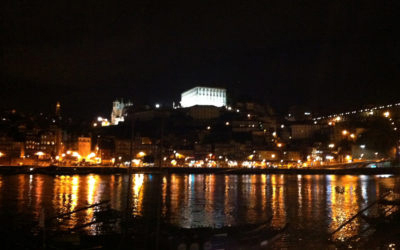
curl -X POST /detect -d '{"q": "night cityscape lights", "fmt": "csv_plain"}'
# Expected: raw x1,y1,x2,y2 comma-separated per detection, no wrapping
1,1,399,249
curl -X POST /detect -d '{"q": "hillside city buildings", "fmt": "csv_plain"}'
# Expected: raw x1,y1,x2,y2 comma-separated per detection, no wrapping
1,86,399,168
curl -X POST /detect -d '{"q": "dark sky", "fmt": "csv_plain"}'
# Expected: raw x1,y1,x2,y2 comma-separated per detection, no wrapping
1,1,399,118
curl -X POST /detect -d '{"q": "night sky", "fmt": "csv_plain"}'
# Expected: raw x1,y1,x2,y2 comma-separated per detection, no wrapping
2,1,399,118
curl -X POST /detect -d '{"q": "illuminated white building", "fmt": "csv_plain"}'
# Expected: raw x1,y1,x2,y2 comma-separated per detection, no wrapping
111,99,133,125
180,87,227,108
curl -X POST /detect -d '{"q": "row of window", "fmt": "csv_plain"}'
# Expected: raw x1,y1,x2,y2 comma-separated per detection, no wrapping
196,89,226,97
26,141,55,146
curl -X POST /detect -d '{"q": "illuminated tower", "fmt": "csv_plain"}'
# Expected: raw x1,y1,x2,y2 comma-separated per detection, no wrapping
55,101,61,117
111,99,133,125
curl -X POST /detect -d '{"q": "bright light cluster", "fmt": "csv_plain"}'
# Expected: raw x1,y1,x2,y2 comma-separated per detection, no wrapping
181,87,227,108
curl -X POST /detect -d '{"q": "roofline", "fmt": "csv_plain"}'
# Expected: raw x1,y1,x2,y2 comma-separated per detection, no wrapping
182,86,226,95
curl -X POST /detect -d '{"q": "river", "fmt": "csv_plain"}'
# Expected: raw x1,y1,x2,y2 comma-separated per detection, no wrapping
0,174,398,248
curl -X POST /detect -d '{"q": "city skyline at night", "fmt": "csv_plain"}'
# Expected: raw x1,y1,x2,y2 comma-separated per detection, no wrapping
2,1,399,118
1,2,400,249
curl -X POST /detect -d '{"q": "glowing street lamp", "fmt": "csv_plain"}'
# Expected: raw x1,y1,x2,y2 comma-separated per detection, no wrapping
72,152,81,159
326,155,334,160
383,111,390,118
175,152,184,159
342,130,348,136
137,151,146,158
86,152,96,159
35,151,45,156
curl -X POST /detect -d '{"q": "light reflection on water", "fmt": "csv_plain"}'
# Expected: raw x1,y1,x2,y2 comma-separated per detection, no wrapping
326,175,361,241
0,173,398,246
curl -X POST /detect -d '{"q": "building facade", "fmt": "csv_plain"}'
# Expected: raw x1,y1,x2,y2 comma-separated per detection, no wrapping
78,137,91,158
111,99,133,125
24,127,63,158
181,87,227,108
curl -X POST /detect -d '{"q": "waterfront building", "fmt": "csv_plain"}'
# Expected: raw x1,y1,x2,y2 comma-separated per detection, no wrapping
283,151,302,161
114,138,157,161
24,127,63,158
0,135,24,162
78,137,91,158
181,86,227,108
258,150,279,161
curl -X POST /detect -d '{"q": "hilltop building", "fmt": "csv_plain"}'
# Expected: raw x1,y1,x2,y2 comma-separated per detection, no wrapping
111,99,133,125
181,87,226,108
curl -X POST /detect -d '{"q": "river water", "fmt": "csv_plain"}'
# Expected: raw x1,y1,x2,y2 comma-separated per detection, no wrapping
0,174,398,248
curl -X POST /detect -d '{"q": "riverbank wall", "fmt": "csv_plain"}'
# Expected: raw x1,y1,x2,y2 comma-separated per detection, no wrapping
1,165,400,175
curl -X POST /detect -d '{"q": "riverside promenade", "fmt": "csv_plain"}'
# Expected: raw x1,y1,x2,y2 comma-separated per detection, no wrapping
0,163,399,175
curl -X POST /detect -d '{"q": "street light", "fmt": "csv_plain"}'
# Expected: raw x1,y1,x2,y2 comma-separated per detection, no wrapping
384,111,390,118
87,152,96,159
35,151,45,156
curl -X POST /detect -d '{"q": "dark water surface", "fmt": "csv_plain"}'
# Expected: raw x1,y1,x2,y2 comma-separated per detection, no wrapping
0,174,398,248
